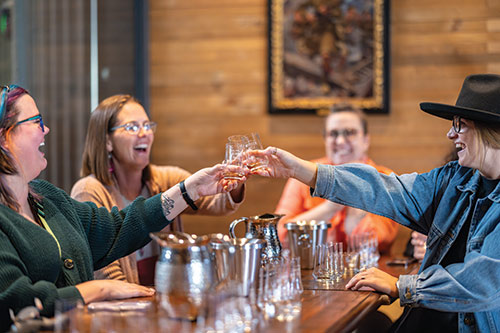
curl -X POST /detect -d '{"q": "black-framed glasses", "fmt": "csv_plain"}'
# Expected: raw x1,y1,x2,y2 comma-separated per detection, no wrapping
110,121,157,134
0,85,20,120
325,128,359,140
15,114,45,133
452,116,463,134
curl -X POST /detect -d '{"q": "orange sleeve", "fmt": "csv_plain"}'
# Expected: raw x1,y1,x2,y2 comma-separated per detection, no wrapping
275,177,321,246
275,158,400,253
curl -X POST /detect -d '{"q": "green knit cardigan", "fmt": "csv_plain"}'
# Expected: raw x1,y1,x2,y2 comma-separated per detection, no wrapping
0,179,169,331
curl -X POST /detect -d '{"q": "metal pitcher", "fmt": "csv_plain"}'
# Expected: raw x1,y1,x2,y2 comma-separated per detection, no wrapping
229,213,284,260
150,231,216,321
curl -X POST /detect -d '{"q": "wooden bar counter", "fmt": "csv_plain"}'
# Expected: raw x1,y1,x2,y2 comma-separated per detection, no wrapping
58,256,419,332
64,290,387,333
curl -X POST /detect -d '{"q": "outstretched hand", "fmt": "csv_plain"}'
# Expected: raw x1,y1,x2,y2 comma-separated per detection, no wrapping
185,164,248,200
246,147,296,178
345,267,399,298
247,147,318,187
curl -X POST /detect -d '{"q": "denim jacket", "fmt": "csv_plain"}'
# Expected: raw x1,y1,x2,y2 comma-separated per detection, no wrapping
313,161,500,333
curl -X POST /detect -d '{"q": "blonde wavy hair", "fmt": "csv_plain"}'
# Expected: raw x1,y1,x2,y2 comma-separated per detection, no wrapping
473,120,500,170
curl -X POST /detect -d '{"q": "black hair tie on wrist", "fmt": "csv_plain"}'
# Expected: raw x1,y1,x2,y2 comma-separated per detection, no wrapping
179,180,198,211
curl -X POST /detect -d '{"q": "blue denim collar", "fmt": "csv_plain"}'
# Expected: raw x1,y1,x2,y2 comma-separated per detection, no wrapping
457,169,500,202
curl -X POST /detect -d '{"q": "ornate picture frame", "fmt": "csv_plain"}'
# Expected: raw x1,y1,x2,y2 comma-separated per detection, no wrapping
268,0,390,114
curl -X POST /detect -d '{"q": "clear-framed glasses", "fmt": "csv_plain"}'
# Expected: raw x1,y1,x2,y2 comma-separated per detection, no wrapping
0,85,20,119
110,121,157,134
14,114,45,132
452,116,463,134
325,128,359,140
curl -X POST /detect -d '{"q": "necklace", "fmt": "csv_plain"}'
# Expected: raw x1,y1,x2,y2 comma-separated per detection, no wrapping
27,193,44,225
28,193,61,258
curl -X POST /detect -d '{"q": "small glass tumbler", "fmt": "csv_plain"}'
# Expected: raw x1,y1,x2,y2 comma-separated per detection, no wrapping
196,285,259,333
330,242,344,282
223,142,246,180
244,133,268,171
312,243,332,280
54,299,84,333
90,311,123,333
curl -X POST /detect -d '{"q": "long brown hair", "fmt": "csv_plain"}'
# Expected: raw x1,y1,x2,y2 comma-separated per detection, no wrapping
0,86,36,210
80,94,154,187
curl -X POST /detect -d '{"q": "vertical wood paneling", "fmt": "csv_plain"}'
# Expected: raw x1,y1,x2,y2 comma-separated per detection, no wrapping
98,0,135,99
27,0,90,193
149,0,500,236
23,0,134,192
61,0,71,188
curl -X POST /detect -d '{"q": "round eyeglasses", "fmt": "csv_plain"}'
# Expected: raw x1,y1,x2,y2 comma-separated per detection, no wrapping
452,116,463,134
110,121,157,134
325,128,359,140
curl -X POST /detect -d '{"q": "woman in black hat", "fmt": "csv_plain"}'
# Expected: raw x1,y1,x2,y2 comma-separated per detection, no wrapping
250,74,500,332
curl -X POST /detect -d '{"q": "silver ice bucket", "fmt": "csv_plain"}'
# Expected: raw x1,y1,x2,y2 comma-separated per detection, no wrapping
285,220,331,269
210,235,266,296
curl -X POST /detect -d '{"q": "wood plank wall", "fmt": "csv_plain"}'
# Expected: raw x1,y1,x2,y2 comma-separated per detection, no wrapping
149,0,500,236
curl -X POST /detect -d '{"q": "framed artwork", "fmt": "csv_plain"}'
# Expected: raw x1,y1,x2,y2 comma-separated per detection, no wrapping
268,0,390,114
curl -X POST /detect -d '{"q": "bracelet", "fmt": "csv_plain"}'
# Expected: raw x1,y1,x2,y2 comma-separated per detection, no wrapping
179,180,198,211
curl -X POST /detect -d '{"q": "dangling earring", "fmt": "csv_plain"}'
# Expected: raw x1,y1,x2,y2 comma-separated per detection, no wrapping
108,152,114,173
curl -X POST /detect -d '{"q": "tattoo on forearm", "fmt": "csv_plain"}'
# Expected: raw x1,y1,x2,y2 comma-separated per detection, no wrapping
161,192,175,217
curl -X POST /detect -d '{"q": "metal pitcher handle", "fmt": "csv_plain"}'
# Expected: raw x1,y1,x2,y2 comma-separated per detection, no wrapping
229,217,249,238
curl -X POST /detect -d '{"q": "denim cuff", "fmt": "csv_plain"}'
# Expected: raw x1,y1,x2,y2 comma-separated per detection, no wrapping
398,274,418,306
311,164,336,199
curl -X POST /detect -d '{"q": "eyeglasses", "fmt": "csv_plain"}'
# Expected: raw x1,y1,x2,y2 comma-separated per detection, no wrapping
452,116,466,134
1,85,45,133
110,121,157,134
0,85,20,120
325,128,359,140
15,114,45,132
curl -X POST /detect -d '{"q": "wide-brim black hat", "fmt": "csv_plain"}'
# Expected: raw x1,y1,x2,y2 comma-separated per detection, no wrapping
420,74,500,124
